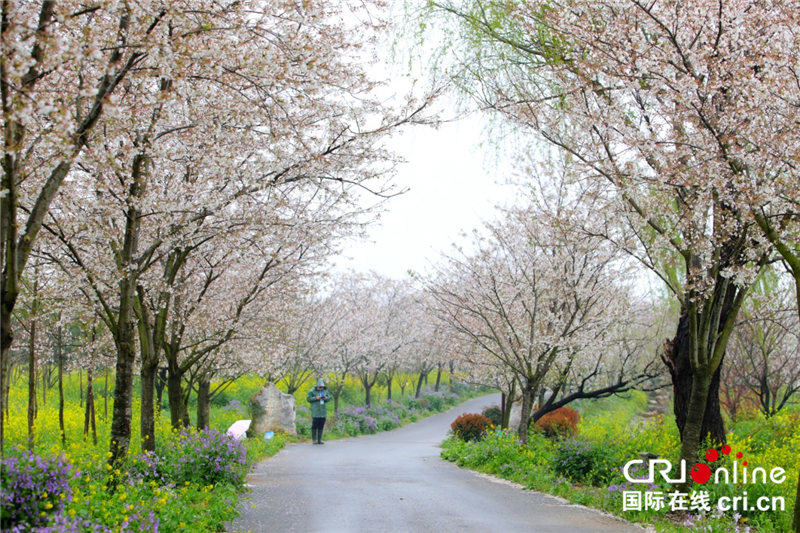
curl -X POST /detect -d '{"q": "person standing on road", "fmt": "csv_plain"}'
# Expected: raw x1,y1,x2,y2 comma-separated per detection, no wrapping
307,378,331,445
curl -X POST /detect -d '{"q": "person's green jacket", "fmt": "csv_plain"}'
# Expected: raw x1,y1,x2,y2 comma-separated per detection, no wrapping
307,379,331,418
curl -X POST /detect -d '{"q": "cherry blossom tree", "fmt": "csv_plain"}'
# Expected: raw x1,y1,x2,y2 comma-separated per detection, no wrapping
0,0,175,454
425,182,660,443
424,0,792,472
725,269,800,418
8,0,436,466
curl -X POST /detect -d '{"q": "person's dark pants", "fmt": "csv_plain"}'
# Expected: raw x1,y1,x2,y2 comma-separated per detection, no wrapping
311,417,326,444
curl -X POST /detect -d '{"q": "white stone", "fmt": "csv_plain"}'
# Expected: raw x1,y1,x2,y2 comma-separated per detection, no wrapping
249,382,297,437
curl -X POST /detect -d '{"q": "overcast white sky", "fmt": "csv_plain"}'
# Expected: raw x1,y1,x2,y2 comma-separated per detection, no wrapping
332,113,517,279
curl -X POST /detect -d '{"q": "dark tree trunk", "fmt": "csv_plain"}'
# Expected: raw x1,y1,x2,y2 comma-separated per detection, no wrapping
57,328,65,445
0,313,11,454
331,382,341,413
518,381,534,445
104,367,109,420
84,368,97,445
140,360,158,452
663,312,727,447
386,376,392,400
27,316,36,450
415,373,425,399
181,387,191,428
196,378,210,430
166,366,186,429
434,365,442,392
364,383,373,407
109,152,149,471
109,331,136,467
41,362,46,407
156,368,167,411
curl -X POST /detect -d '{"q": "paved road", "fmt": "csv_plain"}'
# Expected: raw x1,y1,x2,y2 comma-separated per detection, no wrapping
228,394,642,533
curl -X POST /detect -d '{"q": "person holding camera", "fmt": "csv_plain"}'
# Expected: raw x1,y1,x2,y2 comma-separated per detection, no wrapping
306,378,331,445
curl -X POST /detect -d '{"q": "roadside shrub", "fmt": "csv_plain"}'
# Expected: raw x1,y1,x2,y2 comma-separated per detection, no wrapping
295,406,311,437
535,406,579,438
334,406,379,435
425,393,445,412
130,428,248,488
552,439,613,486
410,397,430,410
1,452,74,530
451,413,492,442
482,405,503,427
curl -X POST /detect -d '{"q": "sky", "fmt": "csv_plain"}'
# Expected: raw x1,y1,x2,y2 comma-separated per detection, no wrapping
332,113,517,279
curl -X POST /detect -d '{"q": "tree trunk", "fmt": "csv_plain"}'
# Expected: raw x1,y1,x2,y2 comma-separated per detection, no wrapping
415,373,425,399
0,343,9,452
84,368,97,445
41,362,46,407
104,366,109,421
27,315,37,450
332,383,341,413
109,329,137,468
434,365,442,392
664,312,727,446
364,383,373,407
108,152,149,471
196,378,210,430
503,380,516,430
140,359,158,452
58,327,65,445
386,376,392,400
517,381,534,445
166,366,186,429
0,316,11,455
181,387,192,428
156,368,167,411
679,371,713,483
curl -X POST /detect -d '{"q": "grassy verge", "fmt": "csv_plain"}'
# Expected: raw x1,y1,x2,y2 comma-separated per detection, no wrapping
440,394,798,533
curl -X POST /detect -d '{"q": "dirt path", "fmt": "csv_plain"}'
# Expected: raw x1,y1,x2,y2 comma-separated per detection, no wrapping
228,394,643,533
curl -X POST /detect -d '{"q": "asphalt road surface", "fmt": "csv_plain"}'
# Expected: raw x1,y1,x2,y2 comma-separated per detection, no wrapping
228,393,643,533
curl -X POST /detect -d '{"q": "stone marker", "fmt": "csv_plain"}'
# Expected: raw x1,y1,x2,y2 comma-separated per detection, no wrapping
249,382,297,437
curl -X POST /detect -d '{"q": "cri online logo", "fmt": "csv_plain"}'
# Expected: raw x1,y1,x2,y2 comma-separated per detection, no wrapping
623,445,787,486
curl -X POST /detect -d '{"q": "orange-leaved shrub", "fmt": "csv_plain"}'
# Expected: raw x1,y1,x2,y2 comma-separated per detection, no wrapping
534,406,579,438
451,413,492,442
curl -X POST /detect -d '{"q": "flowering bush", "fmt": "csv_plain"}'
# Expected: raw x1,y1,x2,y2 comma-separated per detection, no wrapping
552,439,613,486
334,406,380,435
534,406,579,438
1,452,75,530
129,428,248,488
451,413,492,442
